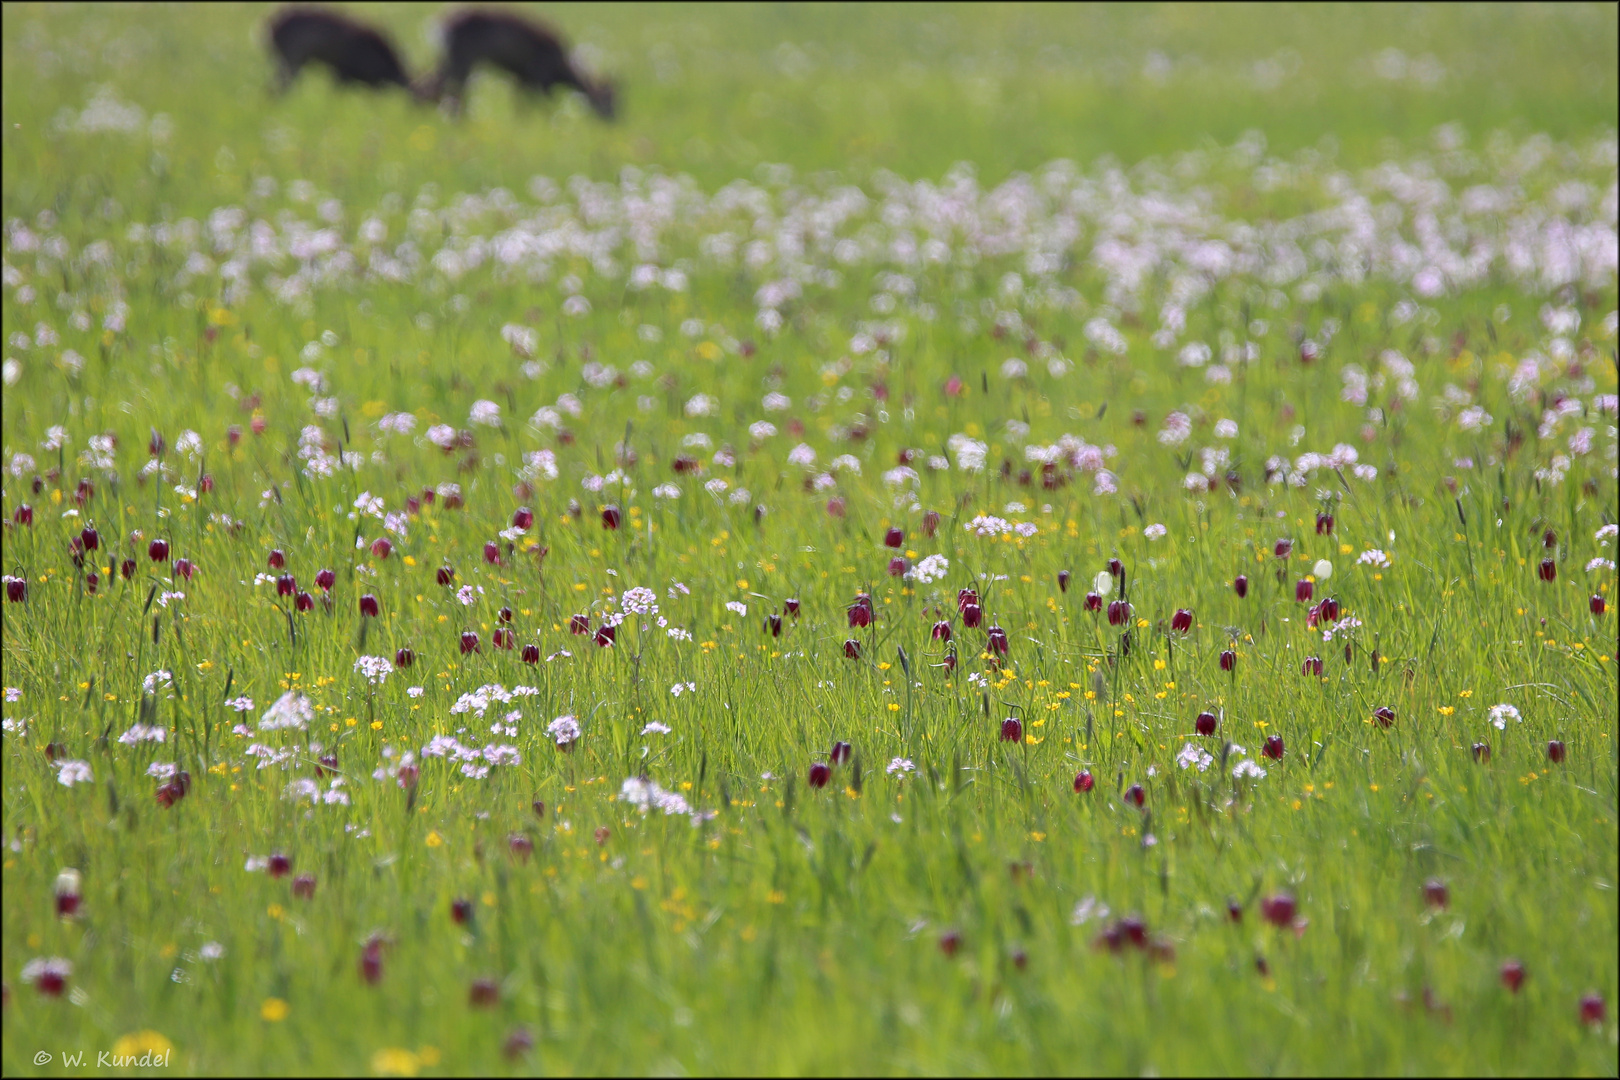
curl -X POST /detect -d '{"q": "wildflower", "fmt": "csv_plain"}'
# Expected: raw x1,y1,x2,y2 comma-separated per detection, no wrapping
808,762,831,788
1177,743,1214,771
359,594,380,617
1057,569,1071,592
148,538,169,562
1423,879,1449,909
1107,600,1130,626
1124,783,1145,807
1547,740,1566,764
1220,649,1236,672
56,760,93,787
1374,706,1396,728
54,869,83,917
1073,770,1094,793
292,874,317,900
1262,736,1285,760
1538,558,1556,582
547,715,580,749
1260,893,1297,928
1472,742,1491,762
886,757,915,776
1592,595,1607,616
1171,609,1193,633
315,568,335,592
1301,656,1323,677
1144,523,1167,540
601,505,622,530
1233,574,1249,598
1487,704,1521,729
1579,994,1606,1026
22,957,72,997
260,692,313,731
354,656,393,684
986,625,1009,656
1232,759,1266,780
1295,580,1314,603
1195,711,1217,736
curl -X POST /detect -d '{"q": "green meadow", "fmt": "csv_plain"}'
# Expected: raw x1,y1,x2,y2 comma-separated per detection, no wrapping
2,3,1617,1075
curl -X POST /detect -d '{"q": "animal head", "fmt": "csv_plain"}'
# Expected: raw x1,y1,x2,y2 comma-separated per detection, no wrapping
586,77,616,121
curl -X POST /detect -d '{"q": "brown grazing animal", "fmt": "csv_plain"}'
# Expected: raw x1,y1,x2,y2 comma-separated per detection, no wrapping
428,10,616,119
268,7,419,96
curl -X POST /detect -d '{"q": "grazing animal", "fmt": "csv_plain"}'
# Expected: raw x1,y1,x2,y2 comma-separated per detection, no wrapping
268,7,418,96
429,10,616,119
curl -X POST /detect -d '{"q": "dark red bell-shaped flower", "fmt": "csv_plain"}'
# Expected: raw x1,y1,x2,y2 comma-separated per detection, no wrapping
957,588,978,612
987,625,1009,656
1579,993,1606,1025
1374,706,1395,728
276,574,296,597
469,977,500,1008
120,558,135,580
1538,558,1556,582
808,762,831,788
1233,574,1248,598
1107,600,1129,626
939,930,962,958
294,591,314,612
13,503,33,526
1057,569,1071,593
174,558,194,581
492,627,514,650
931,620,952,642
1124,784,1145,807
1422,879,1449,909
1262,735,1285,760
1195,711,1217,736
887,556,908,577
848,602,872,629
922,510,940,537
512,506,533,530
54,871,83,917
436,565,455,586
1301,656,1323,677
395,647,414,668
843,639,861,659
1592,595,1607,616
1000,717,1022,742
1084,591,1102,612
508,833,534,861
1471,742,1491,763
1073,770,1094,793
483,541,501,565
1171,609,1193,633
315,567,335,592
148,538,170,562
451,897,474,925
267,549,286,570
359,594,379,618
85,572,99,595
830,741,852,765
1295,579,1314,603
1500,960,1525,993
360,937,384,985
1227,900,1243,923
767,614,782,637
601,505,621,530
570,613,590,635
460,631,481,654
5,577,26,604
267,852,291,879
784,598,800,618
498,606,512,623
884,527,904,548
1108,558,1123,578
1260,892,1296,927
825,497,846,518
370,537,392,559
522,644,540,664
80,526,99,551
594,624,616,648
1220,649,1236,672
962,602,983,628
1546,739,1566,764
1542,529,1557,549
1320,596,1340,622
291,874,317,900
1315,512,1334,535
1274,539,1293,559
